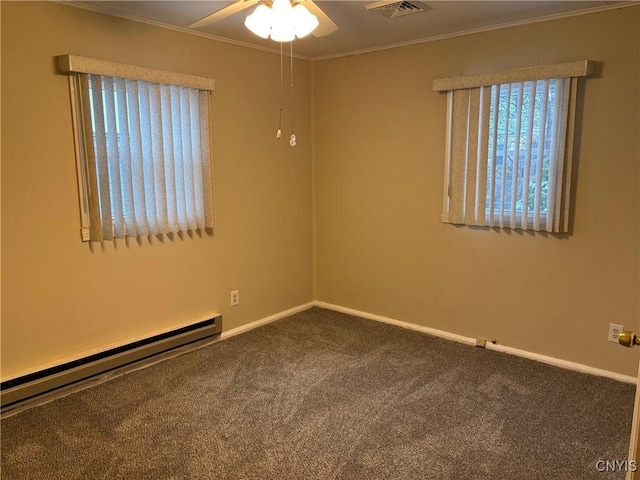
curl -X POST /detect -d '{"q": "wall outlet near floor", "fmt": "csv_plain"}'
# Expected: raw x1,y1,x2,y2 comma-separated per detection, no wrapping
230,290,239,307
608,323,624,343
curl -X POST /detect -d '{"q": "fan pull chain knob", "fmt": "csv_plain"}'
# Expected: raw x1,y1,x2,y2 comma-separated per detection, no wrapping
276,129,282,139
289,134,296,147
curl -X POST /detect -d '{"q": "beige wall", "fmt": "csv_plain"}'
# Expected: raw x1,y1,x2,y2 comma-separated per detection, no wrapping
314,7,640,376
2,3,638,380
1,2,313,378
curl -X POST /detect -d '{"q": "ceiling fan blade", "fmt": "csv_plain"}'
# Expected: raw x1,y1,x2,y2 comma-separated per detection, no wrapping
303,0,339,37
188,0,260,29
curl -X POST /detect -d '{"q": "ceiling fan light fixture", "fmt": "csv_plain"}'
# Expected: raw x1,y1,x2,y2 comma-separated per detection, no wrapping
245,0,319,42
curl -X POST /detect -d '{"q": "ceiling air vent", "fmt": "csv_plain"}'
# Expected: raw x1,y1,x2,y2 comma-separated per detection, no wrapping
365,1,431,18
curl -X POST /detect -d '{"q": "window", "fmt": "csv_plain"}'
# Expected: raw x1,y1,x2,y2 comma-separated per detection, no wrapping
58,55,215,241
434,60,593,233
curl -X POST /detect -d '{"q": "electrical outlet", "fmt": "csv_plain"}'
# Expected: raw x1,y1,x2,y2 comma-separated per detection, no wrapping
230,290,239,307
608,323,624,343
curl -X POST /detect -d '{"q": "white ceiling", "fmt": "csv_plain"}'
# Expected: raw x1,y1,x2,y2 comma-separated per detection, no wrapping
73,1,628,59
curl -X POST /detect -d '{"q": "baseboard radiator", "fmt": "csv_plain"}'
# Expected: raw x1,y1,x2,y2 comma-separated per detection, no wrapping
1,315,222,410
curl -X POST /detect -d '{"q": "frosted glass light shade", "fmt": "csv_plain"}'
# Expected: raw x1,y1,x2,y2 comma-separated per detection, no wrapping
292,4,319,38
245,0,319,42
244,4,272,39
270,0,295,42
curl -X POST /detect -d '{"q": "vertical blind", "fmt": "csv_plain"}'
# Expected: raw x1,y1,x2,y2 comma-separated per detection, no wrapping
57,55,216,242
79,74,214,241
448,78,573,232
434,61,592,234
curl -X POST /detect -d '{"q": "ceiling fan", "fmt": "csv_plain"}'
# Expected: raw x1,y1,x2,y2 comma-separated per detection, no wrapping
188,0,338,38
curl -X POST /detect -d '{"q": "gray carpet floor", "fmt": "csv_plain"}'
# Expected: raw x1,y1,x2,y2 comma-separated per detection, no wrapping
1,307,635,479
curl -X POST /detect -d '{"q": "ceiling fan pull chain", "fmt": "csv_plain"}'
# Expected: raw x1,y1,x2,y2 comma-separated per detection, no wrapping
277,41,283,139
289,40,296,147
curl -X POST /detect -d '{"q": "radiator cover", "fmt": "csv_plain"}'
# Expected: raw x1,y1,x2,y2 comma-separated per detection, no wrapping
1,315,222,410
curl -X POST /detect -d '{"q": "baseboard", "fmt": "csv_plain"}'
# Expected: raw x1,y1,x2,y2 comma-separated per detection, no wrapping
220,302,316,340
313,301,478,346
313,301,637,384
483,342,637,384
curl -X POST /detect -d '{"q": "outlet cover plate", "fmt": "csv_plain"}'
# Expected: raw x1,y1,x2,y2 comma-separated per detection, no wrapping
608,323,624,343
231,290,239,307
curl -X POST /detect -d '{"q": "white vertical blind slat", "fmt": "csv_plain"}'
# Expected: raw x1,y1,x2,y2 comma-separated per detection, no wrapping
499,83,512,228
114,78,136,236
102,77,125,239
189,89,205,230
464,88,481,225
488,85,500,228
200,91,215,228
545,79,563,232
159,85,178,232
180,88,196,231
125,79,149,236
448,90,470,224
520,81,536,230
553,78,571,232
149,83,169,233
510,82,525,229
476,86,492,226
138,81,159,232
533,80,549,231
561,78,578,233
80,75,103,241
170,86,188,232
89,75,114,240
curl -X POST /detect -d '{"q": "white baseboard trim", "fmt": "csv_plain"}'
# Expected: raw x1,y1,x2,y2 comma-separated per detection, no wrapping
220,302,316,341
313,301,637,385
313,301,478,347
484,342,636,384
